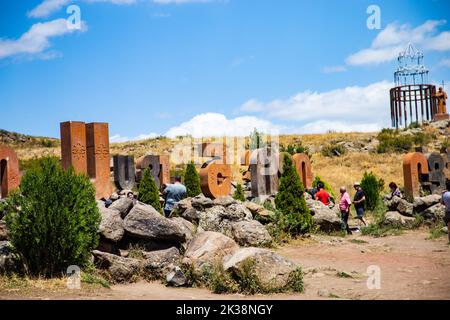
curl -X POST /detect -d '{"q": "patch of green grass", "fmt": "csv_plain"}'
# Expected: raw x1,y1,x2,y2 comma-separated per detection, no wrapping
329,293,340,299
81,272,110,288
361,224,403,238
427,221,447,240
348,239,368,244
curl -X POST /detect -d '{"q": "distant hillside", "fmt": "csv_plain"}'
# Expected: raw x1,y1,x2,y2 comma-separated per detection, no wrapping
0,129,59,148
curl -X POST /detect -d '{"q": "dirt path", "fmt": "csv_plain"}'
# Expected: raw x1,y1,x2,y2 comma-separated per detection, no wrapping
1,230,449,300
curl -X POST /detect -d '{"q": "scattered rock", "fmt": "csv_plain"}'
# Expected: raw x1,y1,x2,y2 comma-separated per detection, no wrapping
166,266,186,287
420,203,445,222
98,205,125,242
142,247,181,278
430,120,450,129
92,250,141,283
306,199,341,232
441,226,448,234
0,241,22,274
109,197,134,218
183,231,239,269
223,247,298,290
110,192,120,201
191,195,214,210
382,211,416,228
385,197,414,217
413,194,441,212
124,203,185,242
231,220,272,247
244,202,273,218
318,288,330,297
181,207,201,224
213,196,237,207
171,217,196,243
172,198,192,214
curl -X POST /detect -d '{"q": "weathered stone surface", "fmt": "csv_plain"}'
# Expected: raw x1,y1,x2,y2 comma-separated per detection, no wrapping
181,207,201,224
171,217,196,243
231,220,272,247
223,247,297,289
199,204,252,237
166,266,186,287
0,220,8,241
250,148,279,198
385,196,414,216
183,231,239,269
413,194,441,212
0,241,21,274
306,199,341,232
191,195,214,209
109,197,134,218
0,146,21,199
382,211,416,228
213,196,237,207
98,204,124,242
244,202,272,218
420,203,445,222
172,197,192,214
92,250,141,283
113,155,136,190
124,203,185,242
142,247,181,278
200,161,232,199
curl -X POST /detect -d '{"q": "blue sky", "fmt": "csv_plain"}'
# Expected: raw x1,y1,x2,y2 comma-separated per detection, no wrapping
0,0,449,141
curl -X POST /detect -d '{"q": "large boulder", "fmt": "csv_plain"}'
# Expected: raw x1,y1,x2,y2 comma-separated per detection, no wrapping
141,247,181,279
108,197,134,218
171,217,196,243
244,202,273,219
306,199,341,232
171,198,201,224
92,250,141,283
124,203,185,242
213,196,237,207
413,194,441,212
98,205,125,242
385,196,413,216
223,247,298,290
0,220,8,241
191,195,214,210
0,241,22,274
199,203,253,237
231,220,272,247
382,211,416,228
166,266,187,287
420,203,445,222
183,231,239,269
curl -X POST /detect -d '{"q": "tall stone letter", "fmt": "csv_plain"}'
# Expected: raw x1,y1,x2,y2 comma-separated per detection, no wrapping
292,153,313,189
249,148,279,198
113,155,136,190
0,145,20,198
403,152,429,198
200,160,231,199
427,152,446,193
136,155,170,189
60,121,87,173
86,122,114,199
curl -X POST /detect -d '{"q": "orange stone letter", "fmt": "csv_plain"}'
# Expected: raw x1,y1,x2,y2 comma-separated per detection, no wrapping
0,145,21,198
199,160,231,199
292,153,313,189
403,152,429,198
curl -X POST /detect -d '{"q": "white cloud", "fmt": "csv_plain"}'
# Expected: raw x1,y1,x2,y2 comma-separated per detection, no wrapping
347,20,450,66
298,120,381,134
165,113,282,138
28,0,136,18
322,65,347,73
0,19,86,60
240,80,392,127
110,132,159,143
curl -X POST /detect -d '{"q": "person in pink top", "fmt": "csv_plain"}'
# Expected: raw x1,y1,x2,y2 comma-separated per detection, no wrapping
339,186,352,235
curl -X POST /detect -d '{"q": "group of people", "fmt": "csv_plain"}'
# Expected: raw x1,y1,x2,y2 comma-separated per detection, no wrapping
312,182,367,234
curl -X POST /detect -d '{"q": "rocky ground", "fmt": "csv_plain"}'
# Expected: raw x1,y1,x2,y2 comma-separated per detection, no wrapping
0,229,448,300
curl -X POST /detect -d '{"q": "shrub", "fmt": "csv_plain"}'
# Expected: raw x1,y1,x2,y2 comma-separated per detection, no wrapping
360,171,383,211
19,156,60,172
184,162,202,197
321,144,346,157
280,143,309,156
138,168,162,213
376,128,432,153
4,157,100,277
275,154,313,236
312,176,336,198
248,128,266,150
233,184,245,201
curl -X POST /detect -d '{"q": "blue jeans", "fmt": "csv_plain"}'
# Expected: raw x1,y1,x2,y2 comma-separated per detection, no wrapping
164,209,171,218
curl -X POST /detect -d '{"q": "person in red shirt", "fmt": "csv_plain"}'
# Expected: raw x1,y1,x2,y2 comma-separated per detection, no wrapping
315,182,331,206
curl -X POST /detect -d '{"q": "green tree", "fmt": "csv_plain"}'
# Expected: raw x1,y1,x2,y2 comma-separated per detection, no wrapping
360,171,383,211
138,168,162,213
5,157,100,277
184,162,202,197
249,128,266,150
233,183,246,201
275,154,313,236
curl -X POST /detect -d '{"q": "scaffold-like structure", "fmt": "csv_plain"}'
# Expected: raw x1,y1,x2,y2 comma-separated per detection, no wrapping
390,43,437,128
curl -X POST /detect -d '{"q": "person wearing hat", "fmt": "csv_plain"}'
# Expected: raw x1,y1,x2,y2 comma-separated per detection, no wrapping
353,182,367,227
